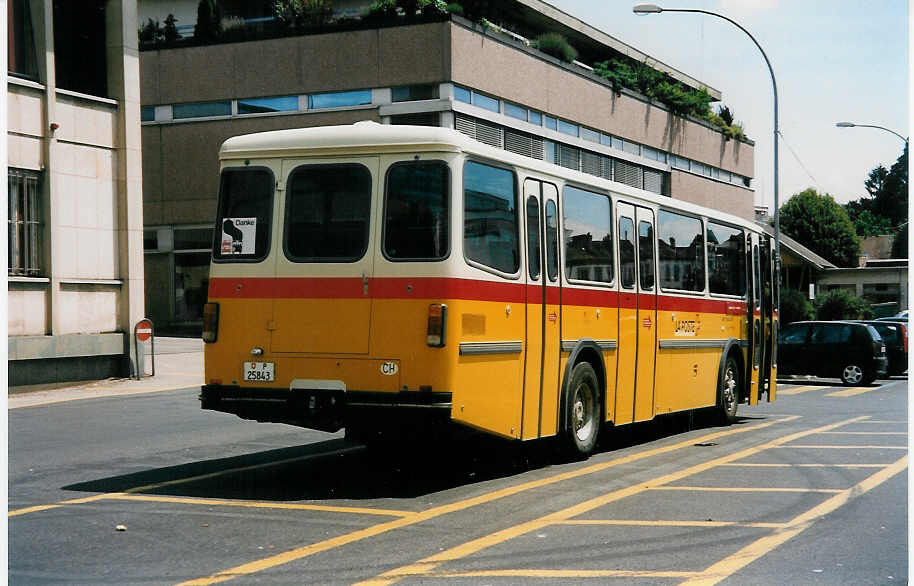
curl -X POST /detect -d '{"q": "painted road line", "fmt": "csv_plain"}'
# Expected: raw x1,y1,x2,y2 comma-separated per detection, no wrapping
354,417,866,586
777,386,827,395
651,486,842,493
859,420,907,424
8,444,366,518
818,431,907,435
177,416,801,586
105,494,414,517
827,387,880,397
720,463,887,468
8,494,111,517
679,455,908,586
431,569,701,579
771,444,907,450
559,520,787,529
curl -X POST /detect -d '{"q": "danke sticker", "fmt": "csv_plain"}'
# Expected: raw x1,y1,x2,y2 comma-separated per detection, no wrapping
221,217,256,254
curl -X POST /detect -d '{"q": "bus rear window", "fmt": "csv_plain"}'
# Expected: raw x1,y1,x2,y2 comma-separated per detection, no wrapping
384,161,449,261
213,167,274,262
284,164,371,262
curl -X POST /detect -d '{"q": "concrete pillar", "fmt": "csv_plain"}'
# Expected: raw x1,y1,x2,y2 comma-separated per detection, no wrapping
106,0,146,376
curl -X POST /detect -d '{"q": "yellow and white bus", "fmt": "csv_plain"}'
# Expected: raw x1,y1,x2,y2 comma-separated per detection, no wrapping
201,121,777,456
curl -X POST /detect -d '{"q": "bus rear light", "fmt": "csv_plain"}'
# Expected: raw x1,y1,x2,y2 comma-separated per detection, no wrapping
427,303,447,347
900,324,908,353
202,302,220,343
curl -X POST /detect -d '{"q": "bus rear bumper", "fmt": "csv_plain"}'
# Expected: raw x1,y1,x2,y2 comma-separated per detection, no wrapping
199,385,452,432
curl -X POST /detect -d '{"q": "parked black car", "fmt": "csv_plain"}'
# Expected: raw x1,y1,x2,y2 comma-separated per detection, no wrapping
778,321,888,385
848,320,908,377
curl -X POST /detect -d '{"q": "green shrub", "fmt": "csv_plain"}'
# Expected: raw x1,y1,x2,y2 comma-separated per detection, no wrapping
274,0,335,28
532,32,577,63
163,14,180,42
814,289,870,321
194,0,223,41
780,287,814,324
445,2,463,15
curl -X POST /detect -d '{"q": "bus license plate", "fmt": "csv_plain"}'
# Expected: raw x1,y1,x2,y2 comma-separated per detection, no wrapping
243,361,274,382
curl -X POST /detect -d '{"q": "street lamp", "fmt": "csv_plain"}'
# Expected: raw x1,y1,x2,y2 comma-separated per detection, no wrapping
633,3,781,282
835,122,909,146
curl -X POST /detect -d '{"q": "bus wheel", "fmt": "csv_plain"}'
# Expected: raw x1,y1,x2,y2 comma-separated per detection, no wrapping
718,355,740,424
565,362,601,457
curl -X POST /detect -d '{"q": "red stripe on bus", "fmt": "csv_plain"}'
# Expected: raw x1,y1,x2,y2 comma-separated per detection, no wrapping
209,277,747,315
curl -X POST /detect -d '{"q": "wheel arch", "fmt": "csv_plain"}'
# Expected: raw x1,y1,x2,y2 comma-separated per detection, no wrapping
718,338,745,402
558,339,607,433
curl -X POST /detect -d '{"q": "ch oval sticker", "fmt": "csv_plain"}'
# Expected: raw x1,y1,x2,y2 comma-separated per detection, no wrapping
380,362,399,376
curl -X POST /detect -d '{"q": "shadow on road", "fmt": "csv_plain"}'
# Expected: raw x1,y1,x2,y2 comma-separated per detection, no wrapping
63,409,752,502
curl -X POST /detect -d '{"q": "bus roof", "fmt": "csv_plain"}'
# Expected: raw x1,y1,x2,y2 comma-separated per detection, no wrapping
220,121,760,233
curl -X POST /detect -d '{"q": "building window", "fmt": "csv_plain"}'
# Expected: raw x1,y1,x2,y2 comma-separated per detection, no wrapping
528,110,542,126
557,119,579,137
308,89,372,109
8,169,42,277
173,101,231,119
8,0,39,80
504,101,528,121
173,227,212,322
454,85,472,103
53,0,107,97
471,91,500,113
141,106,156,122
544,115,557,130
392,84,439,102
237,95,298,114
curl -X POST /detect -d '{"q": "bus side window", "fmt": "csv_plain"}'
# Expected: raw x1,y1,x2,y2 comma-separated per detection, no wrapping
526,196,541,279
545,200,559,282
619,216,635,289
463,161,519,275
384,161,449,261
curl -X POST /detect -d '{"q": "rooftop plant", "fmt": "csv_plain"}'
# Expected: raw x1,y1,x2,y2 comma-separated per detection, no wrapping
531,32,578,63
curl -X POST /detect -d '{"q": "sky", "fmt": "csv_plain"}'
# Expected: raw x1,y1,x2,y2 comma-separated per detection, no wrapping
550,0,909,212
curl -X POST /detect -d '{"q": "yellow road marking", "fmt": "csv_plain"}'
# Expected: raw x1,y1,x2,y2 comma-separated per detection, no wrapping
8,494,111,517
827,387,880,397
818,431,907,435
679,455,907,586
858,420,907,424
355,416,865,586
777,386,826,395
430,569,700,579
559,520,787,529
8,445,365,518
651,486,842,493
178,416,800,585
773,444,907,450
721,463,887,468
105,494,414,517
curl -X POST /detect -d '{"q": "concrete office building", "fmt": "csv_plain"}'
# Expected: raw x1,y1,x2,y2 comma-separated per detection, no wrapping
139,1,756,331
8,0,146,385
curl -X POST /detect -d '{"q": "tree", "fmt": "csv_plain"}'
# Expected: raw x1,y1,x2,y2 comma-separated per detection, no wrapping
891,222,908,259
779,188,860,267
194,0,222,41
780,287,814,324
844,144,908,236
815,289,870,321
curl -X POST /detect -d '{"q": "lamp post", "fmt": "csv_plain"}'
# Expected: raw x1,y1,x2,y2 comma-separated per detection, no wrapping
633,3,781,282
835,122,909,146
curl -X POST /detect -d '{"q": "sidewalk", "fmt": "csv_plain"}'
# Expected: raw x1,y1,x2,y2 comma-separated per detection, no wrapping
8,337,204,409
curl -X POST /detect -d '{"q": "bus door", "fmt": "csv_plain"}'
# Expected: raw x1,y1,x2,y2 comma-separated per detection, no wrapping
521,179,561,440
746,232,764,405
615,202,657,424
270,158,379,354
759,236,779,401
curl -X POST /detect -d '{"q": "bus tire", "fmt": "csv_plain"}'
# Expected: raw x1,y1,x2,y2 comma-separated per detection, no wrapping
717,354,740,424
564,362,601,457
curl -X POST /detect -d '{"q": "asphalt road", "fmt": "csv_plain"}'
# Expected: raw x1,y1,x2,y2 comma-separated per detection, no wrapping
9,376,908,585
